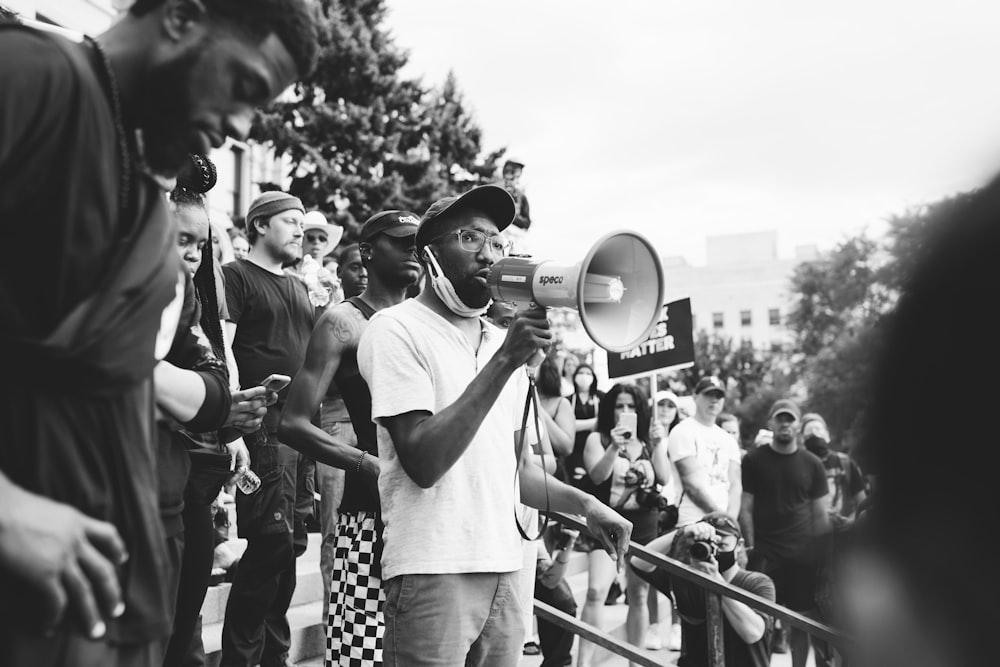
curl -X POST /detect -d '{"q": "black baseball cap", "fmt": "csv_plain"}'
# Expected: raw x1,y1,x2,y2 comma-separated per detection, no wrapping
694,376,726,396
415,185,515,250
359,210,419,243
700,511,742,539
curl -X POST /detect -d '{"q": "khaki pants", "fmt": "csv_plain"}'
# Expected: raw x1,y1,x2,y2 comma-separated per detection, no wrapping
383,571,525,667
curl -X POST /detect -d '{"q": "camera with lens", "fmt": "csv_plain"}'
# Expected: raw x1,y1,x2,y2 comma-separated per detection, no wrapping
689,539,718,562
634,484,668,510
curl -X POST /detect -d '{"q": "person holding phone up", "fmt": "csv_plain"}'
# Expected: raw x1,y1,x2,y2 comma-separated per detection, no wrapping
578,383,672,667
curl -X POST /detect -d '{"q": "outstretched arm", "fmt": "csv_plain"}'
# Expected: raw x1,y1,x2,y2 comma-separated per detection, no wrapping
519,451,632,572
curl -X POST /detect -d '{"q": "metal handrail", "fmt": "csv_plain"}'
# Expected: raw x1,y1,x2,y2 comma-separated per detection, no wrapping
534,600,667,667
538,511,855,665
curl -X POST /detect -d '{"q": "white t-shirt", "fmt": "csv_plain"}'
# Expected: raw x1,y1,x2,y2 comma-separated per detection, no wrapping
358,299,530,579
667,417,742,527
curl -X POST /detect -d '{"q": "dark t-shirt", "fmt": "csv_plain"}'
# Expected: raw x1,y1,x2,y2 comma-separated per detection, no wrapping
819,451,865,518
565,391,602,489
673,569,775,667
742,446,828,560
0,27,177,641
223,259,314,430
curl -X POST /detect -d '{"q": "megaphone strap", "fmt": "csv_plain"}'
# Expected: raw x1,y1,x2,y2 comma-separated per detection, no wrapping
514,374,550,542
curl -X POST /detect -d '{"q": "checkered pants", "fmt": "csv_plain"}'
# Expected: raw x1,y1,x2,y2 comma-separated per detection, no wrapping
326,511,384,666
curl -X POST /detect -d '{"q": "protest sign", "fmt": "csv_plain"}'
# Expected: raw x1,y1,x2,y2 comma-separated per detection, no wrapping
607,297,694,379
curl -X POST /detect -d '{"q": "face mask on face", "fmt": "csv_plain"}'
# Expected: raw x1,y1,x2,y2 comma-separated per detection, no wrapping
716,548,737,572
422,247,489,318
804,434,831,459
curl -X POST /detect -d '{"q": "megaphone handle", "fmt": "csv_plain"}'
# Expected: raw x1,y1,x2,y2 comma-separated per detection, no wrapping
528,302,548,370
526,349,546,374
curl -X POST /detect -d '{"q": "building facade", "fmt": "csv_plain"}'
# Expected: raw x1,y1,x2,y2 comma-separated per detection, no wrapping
662,230,816,352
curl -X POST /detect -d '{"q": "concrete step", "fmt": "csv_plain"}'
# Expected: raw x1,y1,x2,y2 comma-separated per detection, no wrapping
201,533,325,625
201,530,327,665
202,599,326,667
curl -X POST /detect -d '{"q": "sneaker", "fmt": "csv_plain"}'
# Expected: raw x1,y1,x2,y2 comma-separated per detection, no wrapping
668,622,683,651
644,623,663,651
772,623,789,654
522,641,541,656
604,580,623,605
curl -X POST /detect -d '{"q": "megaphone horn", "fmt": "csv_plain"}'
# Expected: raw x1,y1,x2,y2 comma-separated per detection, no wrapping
487,230,665,353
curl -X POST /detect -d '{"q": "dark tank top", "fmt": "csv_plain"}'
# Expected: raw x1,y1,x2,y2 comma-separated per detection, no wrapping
337,296,379,513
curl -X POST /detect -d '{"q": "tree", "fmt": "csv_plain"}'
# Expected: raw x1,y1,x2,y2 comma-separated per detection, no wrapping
786,235,887,360
785,190,976,453
878,190,979,294
250,0,503,245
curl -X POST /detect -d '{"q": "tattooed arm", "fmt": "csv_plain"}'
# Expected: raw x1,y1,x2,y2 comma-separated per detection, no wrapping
278,304,378,479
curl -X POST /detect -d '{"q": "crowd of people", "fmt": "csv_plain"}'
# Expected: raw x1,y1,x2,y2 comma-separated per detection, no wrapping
1,2,996,667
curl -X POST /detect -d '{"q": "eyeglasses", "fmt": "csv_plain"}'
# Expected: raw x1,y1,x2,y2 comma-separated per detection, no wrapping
304,233,328,243
439,229,511,257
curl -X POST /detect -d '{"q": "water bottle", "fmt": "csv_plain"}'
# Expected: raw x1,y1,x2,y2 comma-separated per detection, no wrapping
234,466,261,495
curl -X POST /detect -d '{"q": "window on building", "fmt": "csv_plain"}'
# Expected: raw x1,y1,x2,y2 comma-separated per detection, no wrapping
230,144,245,217
712,312,724,329
741,310,752,327
768,308,781,326
208,143,247,225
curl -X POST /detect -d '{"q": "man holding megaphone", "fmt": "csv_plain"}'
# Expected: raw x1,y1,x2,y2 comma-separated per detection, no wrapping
357,185,633,666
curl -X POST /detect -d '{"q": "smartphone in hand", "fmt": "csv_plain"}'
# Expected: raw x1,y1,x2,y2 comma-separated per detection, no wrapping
261,373,291,392
617,412,638,440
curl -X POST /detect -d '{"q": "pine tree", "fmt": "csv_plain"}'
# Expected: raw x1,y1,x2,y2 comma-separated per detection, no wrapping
250,0,503,244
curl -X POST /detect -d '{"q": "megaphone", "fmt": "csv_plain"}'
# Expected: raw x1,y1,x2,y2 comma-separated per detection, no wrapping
486,230,665,352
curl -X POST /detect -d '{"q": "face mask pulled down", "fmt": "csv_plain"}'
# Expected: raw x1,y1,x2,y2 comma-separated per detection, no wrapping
422,247,489,318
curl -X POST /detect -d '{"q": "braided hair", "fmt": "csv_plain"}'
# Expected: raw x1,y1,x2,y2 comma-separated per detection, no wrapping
173,154,227,363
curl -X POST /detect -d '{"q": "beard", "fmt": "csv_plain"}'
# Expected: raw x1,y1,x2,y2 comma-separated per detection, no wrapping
454,277,490,308
137,45,207,176
431,247,491,308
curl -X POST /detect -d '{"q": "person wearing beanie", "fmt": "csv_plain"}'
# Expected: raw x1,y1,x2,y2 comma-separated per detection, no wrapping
220,190,317,667
740,399,834,666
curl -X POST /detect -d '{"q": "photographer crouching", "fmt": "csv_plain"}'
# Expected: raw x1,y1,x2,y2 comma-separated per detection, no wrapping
630,512,776,667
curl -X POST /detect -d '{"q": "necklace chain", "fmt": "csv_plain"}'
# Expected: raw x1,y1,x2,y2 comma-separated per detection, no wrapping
86,36,131,215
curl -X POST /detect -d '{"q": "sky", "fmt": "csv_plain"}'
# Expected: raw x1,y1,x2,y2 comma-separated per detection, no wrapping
384,0,1000,265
